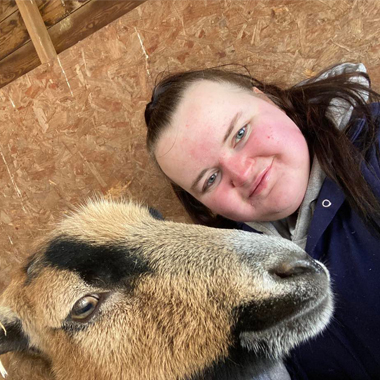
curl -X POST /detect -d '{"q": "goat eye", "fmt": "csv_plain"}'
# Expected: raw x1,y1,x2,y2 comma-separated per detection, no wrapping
70,295,99,321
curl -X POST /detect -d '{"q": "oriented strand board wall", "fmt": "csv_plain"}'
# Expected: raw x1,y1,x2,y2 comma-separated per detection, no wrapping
0,0,379,293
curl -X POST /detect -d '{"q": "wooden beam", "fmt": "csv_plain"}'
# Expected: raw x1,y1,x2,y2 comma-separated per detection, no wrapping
0,39,40,87
0,1,89,62
15,0,57,64
0,0,147,89
51,0,146,54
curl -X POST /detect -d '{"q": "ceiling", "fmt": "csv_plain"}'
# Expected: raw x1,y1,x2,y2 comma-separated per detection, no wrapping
0,0,146,89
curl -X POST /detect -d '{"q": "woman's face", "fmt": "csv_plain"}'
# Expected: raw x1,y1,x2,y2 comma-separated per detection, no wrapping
155,80,310,222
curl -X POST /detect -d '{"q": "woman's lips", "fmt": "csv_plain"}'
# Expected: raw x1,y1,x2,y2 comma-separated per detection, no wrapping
249,164,272,198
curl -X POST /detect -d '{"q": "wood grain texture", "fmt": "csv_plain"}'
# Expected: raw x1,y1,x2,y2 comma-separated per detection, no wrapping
0,0,146,88
0,2,32,61
0,0,17,24
36,0,90,28
0,39,40,86
15,0,57,63
50,0,146,53
0,1,87,64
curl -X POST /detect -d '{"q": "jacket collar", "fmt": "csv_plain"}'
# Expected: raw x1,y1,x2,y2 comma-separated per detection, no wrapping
305,177,346,258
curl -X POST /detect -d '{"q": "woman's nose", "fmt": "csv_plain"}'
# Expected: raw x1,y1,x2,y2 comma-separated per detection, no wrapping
220,155,252,187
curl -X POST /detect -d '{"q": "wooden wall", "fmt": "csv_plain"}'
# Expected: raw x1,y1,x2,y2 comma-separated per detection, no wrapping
0,0,379,298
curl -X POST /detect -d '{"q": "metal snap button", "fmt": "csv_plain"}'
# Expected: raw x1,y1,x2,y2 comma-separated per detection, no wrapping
322,199,332,208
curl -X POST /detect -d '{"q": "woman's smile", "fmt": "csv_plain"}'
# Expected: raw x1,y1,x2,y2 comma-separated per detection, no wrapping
248,160,273,198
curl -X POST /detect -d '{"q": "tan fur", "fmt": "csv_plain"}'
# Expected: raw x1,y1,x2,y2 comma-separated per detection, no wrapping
0,199,333,380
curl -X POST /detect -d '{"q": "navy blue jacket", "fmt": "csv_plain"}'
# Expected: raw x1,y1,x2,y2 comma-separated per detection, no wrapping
239,103,380,379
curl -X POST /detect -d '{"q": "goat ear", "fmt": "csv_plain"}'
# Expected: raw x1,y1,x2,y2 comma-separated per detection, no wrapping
0,307,29,355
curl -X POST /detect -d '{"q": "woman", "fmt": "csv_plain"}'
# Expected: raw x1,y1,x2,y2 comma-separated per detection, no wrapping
144,63,380,379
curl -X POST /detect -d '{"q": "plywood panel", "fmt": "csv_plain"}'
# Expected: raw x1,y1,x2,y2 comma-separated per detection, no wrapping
0,0,379,308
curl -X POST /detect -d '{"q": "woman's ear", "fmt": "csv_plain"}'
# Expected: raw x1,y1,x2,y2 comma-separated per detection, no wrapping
252,87,264,95
252,87,277,106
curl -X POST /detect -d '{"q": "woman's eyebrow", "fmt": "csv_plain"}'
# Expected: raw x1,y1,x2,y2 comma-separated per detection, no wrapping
223,111,242,143
191,168,208,193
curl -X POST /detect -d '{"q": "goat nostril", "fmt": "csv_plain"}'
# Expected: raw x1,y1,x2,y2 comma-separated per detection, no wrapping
270,260,317,279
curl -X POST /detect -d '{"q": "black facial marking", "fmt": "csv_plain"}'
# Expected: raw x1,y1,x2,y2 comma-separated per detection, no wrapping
188,343,275,380
148,207,164,220
234,294,305,333
61,317,92,336
43,237,151,287
0,319,29,355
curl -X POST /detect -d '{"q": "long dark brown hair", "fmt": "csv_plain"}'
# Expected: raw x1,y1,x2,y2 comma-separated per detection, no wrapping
145,64,380,234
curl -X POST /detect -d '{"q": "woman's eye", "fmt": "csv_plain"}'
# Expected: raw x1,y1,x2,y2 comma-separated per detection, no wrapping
204,172,218,190
235,126,246,144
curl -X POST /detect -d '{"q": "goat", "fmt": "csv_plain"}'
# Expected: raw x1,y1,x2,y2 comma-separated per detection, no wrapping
0,199,333,379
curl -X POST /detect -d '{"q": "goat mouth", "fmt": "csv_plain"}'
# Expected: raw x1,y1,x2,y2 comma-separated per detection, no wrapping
295,288,332,322
270,289,333,335
235,280,332,334
237,289,333,353
237,291,333,360
280,284,333,325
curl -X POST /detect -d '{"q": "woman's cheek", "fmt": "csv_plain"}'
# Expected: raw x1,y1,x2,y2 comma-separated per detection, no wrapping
212,187,238,214
201,188,221,213
245,126,272,152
